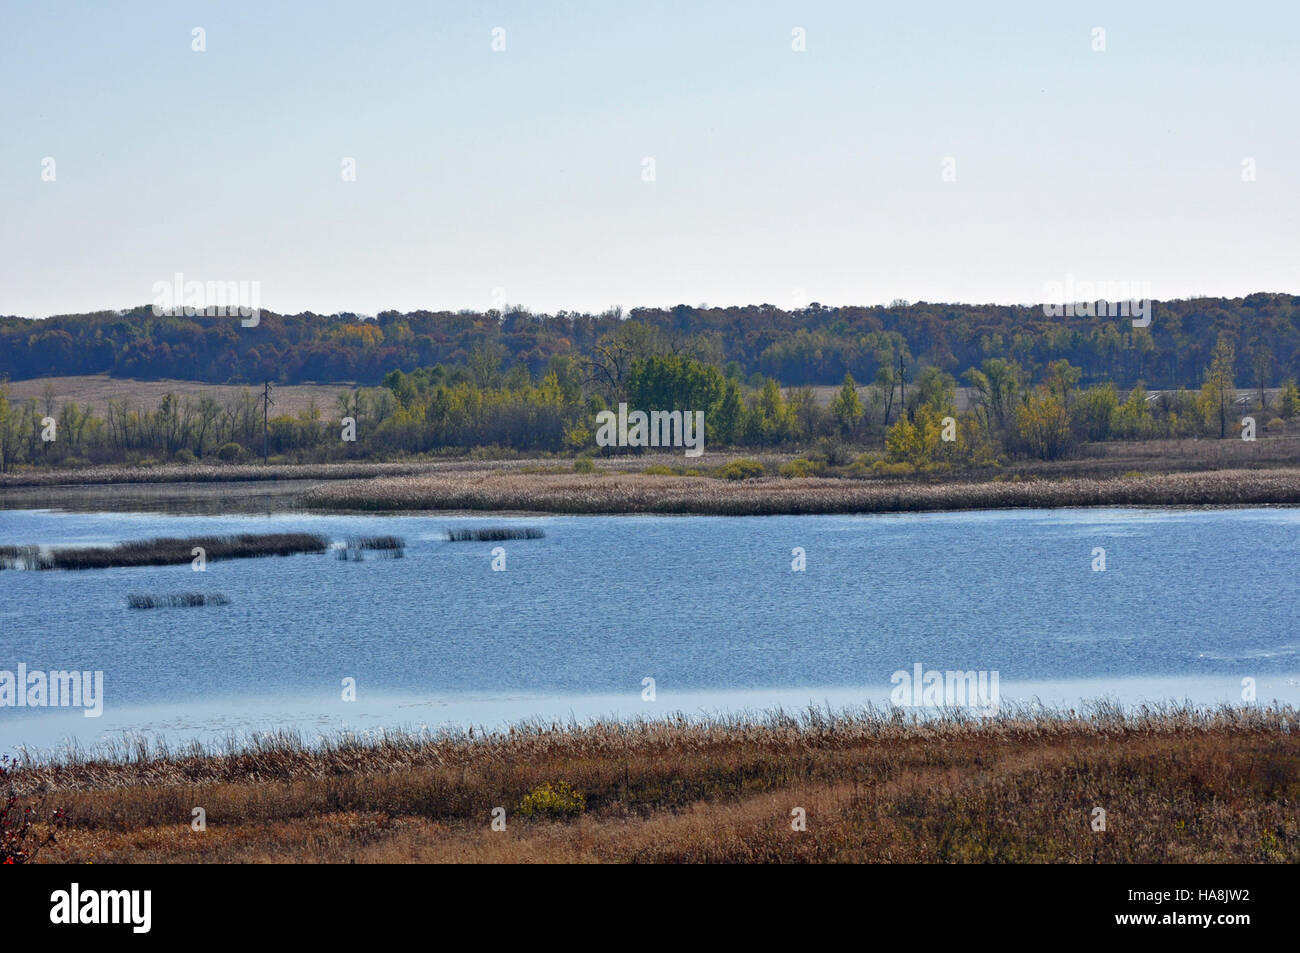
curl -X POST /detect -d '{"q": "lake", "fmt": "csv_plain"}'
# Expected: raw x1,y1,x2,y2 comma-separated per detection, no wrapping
3,504,1299,756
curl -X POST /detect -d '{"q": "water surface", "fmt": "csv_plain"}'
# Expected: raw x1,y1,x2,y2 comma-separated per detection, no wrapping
2,506,1297,754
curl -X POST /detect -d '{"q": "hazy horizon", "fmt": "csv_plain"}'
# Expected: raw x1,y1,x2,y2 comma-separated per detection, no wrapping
9,287,1300,324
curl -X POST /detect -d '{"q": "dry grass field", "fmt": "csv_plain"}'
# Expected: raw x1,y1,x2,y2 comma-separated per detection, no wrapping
3,375,352,418
12,705,1297,864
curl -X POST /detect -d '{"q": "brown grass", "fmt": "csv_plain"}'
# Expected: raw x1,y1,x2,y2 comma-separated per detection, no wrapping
14,704,1297,864
0,452,744,489
302,467,1300,515
3,375,349,418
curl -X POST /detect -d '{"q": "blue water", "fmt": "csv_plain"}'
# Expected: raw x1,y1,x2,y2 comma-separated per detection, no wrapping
2,506,1299,754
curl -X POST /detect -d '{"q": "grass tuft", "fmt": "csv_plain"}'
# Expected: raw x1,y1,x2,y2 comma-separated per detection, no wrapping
126,592,231,609
445,527,544,542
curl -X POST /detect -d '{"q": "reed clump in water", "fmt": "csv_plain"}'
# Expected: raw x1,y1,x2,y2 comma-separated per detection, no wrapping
126,592,231,609
0,545,46,570
446,527,544,542
336,535,406,560
0,533,328,571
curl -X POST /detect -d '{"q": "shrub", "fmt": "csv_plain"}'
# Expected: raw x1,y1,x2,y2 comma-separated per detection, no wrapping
1267,417,1286,433
813,438,853,468
870,460,914,477
173,448,197,465
516,781,585,819
779,458,821,478
642,465,675,475
573,456,597,474
136,457,158,468
217,442,243,462
1,756,65,864
715,458,766,480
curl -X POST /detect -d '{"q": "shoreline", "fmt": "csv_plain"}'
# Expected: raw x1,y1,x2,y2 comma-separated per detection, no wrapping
300,467,1300,516
6,463,1300,517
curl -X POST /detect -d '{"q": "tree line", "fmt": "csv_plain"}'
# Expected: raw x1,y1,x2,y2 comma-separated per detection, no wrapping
3,293,1298,393
2,330,1296,472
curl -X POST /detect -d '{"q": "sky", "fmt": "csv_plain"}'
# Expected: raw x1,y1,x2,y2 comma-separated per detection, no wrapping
2,0,1297,318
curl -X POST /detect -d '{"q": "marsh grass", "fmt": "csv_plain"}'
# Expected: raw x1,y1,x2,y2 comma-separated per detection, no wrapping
445,527,545,542
0,533,328,570
10,702,1299,864
304,467,1300,515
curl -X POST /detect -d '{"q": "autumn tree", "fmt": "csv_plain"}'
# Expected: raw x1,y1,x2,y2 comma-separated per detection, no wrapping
1199,334,1237,438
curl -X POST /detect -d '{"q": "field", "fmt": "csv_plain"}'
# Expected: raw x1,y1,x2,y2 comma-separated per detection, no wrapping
12,704,1297,864
3,375,351,418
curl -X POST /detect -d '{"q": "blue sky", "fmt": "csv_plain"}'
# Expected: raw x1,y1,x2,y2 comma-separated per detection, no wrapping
2,0,1297,317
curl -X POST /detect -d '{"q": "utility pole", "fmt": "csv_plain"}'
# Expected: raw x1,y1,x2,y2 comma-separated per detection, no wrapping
261,380,274,464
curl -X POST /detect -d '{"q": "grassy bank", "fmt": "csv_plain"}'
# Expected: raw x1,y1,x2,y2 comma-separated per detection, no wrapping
12,704,1297,863
300,467,1300,515
5,435,1298,490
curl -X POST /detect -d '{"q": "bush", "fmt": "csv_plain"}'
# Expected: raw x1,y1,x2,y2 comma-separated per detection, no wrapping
870,460,914,477
516,781,585,819
1267,417,1286,433
1,756,65,863
174,448,197,465
813,438,853,468
715,458,766,480
216,442,243,462
642,464,675,475
779,458,821,478
573,456,597,474
136,457,158,468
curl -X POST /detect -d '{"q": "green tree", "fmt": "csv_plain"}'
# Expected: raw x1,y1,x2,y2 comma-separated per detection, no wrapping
963,358,1021,433
1279,380,1300,419
713,379,744,444
830,372,863,437
1011,388,1074,460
